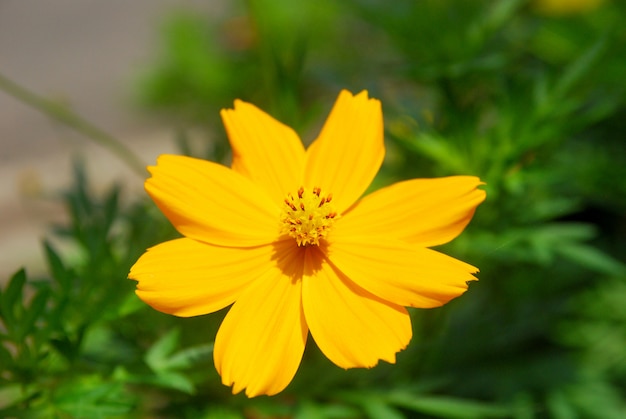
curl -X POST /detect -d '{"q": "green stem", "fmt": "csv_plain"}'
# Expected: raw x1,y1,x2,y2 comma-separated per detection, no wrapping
0,71,146,176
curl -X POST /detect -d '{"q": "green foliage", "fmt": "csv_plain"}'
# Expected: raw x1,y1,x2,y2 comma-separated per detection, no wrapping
3,0,626,417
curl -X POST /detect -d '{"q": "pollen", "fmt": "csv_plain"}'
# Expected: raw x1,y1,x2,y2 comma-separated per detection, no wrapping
280,187,338,246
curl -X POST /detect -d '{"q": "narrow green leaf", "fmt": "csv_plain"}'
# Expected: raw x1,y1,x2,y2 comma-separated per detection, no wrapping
362,399,405,419
0,384,34,410
1,269,27,333
145,328,180,372
114,292,147,318
151,371,195,394
20,286,50,340
387,392,512,419
553,36,607,100
403,133,468,173
482,0,524,33
0,343,13,366
124,371,195,394
164,343,214,370
296,400,361,419
557,243,626,276
547,390,578,419
43,241,72,290
54,380,134,419
103,185,120,234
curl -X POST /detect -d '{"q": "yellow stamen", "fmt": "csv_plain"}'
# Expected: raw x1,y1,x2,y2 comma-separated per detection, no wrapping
280,187,338,246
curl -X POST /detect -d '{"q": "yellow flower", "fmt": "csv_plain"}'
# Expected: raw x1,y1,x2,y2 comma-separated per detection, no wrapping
129,90,486,397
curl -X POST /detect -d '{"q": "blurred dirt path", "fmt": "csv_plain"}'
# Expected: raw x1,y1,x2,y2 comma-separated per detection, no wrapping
0,0,223,278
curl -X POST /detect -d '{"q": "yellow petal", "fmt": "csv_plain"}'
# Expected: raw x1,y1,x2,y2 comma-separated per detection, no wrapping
302,247,411,369
146,155,279,247
129,238,276,317
327,238,477,308
222,100,306,203
304,90,384,213
335,176,486,247
214,241,308,397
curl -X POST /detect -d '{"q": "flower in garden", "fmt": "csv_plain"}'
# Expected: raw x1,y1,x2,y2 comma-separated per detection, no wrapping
129,90,486,397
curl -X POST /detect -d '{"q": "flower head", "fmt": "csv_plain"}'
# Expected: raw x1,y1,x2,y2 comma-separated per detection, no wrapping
129,90,486,397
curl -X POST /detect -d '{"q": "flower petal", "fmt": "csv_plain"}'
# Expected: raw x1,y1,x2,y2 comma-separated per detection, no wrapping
327,237,477,309
302,247,411,369
214,241,308,397
335,176,486,247
222,100,306,203
129,238,278,317
146,155,279,246
304,90,384,213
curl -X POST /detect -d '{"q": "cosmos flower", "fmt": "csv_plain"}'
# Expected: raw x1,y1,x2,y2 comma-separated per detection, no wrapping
129,90,486,397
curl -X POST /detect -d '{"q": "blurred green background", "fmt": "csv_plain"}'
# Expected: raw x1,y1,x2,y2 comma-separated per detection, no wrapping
2,0,625,417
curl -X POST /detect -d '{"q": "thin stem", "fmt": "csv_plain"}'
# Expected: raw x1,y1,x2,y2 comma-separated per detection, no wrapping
0,71,146,176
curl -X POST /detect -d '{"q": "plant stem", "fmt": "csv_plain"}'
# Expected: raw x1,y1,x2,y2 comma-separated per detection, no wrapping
0,71,146,176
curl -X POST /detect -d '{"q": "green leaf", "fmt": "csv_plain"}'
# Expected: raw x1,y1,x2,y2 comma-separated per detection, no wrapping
145,328,180,372
481,0,524,34
296,400,361,419
19,286,50,340
165,343,214,370
557,243,626,276
102,185,121,234
553,36,607,101
121,368,196,394
43,241,72,290
339,392,407,419
547,390,578,419
362,399,405,419
1,269,27,335
0,384,22,410
0,343,13,366
141,371,195,394
387,392,512,419
145,328,212,372
113,292,146,318
402,133,468,173
53,379,134,419
202,407,246,419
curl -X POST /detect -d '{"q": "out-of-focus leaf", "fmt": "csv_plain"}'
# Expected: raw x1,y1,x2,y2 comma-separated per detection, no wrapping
145,327,212,373
386,392,512,418
165,343,213,370
1,269,27,335
152,371,195,394
362,398,405,419
565,379,626,419
401,133,468,173
145,328,180,372
43,241,72,290
557,243,626,276
296,400,361,419
20,286,50,340
102,185,120,234
113,292,146,318
0,343,13,366
547,389,578,419
0,384,25,410
480,0,525,34
203,407,245,419
124,370,196,394
553,36,607,101
53,379,134,419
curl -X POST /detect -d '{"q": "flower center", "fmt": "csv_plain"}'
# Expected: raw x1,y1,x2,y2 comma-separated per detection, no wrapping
280,187,338,246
